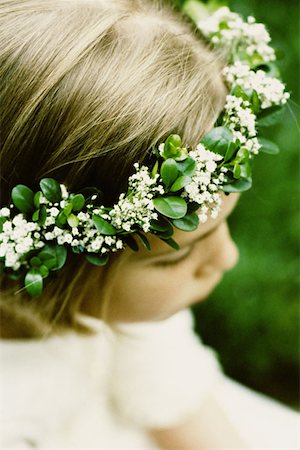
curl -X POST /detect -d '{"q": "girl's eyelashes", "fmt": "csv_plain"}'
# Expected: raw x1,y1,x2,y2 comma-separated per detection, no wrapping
153,246,194,268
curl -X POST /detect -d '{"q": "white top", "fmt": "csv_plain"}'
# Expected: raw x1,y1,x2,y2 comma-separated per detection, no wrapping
0,309,222,450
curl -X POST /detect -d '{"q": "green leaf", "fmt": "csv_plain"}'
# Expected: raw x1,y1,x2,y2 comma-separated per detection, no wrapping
63,203,73,216
40,178,62,203
86,253,109,266
160,237,180,251
150,217,174,238
92,215,117,235
39,265,49,278
236,148,250,162
172,212,199,232
123,235,139,252
30,256,41,267
151,161,159,178
240,163,252,179
38,205,47,226
34,191,42,209
161,159,179,187
258,137,280,154
201,126,233,156
56,210,68,227
170,175,191,192
223,177,252,193
32,210,39,222
70,194,85,212
176,157,196,176
0,217,5,233
11,185,35,214
38,245,67,271
67,213,79,228
233,163,241,179
136,232,151,251
224,141,239,162
187,201,200,214
164,134,182,158
251,90,261,114
153,196,187,219
257,106,284,127
25,269,43,297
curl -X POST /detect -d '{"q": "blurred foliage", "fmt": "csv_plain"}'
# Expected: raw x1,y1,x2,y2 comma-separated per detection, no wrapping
171,0,299,407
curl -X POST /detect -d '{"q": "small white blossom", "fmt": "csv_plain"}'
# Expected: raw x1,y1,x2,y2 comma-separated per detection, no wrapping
182,144,223,222
223,63,289,109
0,208,10,217
197,7,275,63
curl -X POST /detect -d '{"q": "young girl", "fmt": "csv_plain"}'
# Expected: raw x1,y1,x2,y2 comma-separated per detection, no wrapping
0,0,299,449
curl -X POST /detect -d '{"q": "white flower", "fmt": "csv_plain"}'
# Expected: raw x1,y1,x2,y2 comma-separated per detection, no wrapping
182,144,223,221
0,207,10,217
223,63,289,109
60,184,69,200
197,7,275,63
109,164,164,233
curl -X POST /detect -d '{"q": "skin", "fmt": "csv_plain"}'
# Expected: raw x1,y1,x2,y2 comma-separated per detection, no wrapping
83,192,251,449
83,193,240,323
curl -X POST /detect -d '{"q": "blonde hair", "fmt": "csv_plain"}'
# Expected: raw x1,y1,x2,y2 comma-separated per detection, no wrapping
0,0,226,337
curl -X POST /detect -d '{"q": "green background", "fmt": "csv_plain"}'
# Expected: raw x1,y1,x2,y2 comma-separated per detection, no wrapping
174,0,299,407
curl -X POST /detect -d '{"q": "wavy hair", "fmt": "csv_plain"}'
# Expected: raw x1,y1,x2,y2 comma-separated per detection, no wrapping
0,0,226,336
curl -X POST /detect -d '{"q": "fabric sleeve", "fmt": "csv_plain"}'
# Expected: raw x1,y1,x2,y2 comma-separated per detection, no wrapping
109,309,223,429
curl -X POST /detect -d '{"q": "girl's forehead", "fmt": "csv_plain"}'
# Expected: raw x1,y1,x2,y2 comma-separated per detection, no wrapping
136,193,240,259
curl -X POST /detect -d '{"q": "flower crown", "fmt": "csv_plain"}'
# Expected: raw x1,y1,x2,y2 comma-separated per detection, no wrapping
0,3,289,297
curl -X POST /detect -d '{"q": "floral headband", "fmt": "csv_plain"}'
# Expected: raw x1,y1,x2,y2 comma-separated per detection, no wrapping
0,4,289,296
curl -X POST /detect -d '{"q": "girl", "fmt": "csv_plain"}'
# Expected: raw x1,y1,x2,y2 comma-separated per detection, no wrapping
0,0,298,449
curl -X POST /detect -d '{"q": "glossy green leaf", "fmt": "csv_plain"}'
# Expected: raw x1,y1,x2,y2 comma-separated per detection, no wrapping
63,203,73,216
161,159,179,187
233,163,241,179
136,232,151,251
172,212,199,231
258,137,280,154
56,210,67,227
224,141,238,162
40,178,62,203
70,194,85,212
150,217,173,234
163,134,182,158
123,235,139,252
11,185,35,214
25,268,43,297
86,253,109,266
38,206,47,226
39,245,67,271
67,213,79,228
257,106,284,127
176,157,196,176
32,210,39,222
251,90,261,114
39,265,49,278
201,126,233,156
151,161,159,178
153,196,187,219
34,191,42,209
170,175,191,192
223,177,252,193
240,163,252,179
160,237,180,251
92,215,117,235
30,256,41,267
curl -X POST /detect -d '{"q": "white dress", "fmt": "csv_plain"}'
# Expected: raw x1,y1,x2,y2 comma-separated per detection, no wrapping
0,309,299,449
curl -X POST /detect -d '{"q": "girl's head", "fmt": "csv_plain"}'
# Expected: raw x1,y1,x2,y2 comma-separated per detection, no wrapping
0,0,236,335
